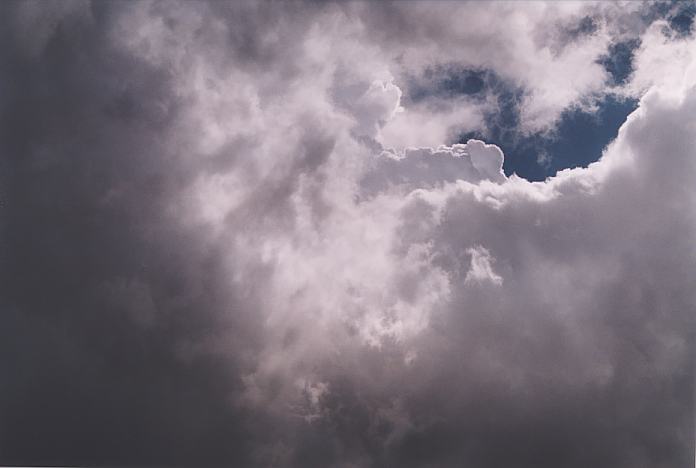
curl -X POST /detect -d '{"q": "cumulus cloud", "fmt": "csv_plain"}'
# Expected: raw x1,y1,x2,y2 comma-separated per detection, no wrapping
361,139,505,197
347,1,650,135
0,1,694,468
464,246,503,286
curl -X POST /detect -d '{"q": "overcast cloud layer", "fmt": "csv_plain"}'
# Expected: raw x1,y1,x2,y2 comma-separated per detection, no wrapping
1,1,695,467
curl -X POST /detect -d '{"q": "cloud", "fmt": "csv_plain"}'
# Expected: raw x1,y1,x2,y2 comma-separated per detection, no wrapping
625,18,696,98
0,2,694,468
361,139,504,197
464,246,503,286
346,1,647,135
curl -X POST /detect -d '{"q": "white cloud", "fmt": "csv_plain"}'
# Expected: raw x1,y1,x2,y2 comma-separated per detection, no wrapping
625,19,696,99
105,5,693,442
3,2,694,465
346,1,649,135
465,246,503,286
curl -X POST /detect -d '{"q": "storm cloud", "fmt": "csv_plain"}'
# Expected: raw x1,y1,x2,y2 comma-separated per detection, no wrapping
0,1,694,467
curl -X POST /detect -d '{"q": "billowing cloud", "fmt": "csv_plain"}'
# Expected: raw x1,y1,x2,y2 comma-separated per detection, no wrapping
0,1,694,468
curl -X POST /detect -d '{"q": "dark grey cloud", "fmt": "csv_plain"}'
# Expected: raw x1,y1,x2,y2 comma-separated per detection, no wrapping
0,2,694,468
0,2,265,465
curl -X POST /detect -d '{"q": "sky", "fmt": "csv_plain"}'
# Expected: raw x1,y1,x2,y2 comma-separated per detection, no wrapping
1,1,695,467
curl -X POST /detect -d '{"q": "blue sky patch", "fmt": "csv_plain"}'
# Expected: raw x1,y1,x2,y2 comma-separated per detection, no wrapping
599,39,641,85
460,95,637,182
407,41,643,182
